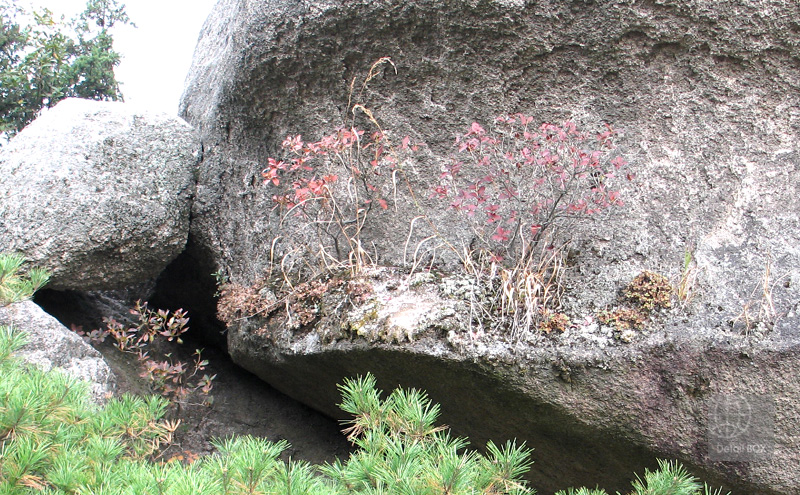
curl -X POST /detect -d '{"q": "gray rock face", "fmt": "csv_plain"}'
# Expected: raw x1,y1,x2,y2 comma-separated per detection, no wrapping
181,0,800,493
220,267,800,494
181,0,800,288
0,300,116,403
0,98,199,290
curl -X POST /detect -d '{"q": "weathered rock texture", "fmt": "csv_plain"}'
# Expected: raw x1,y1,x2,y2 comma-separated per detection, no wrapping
0,301,116,403
217,267,800,494
180,0,800,493
0,98,199,290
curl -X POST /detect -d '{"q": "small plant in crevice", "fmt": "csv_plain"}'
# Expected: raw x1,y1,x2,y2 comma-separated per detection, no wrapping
598,307,647,331
215,279,277,325
139,349,215,405
624,270,673,313
215,272,381,337
82,300,215,408
211,270,229,297
676,245,699,305
283,278,344,330
538,309,571,334
600,271,674,339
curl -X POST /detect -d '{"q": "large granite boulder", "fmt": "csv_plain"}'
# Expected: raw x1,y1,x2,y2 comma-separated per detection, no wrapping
0,300,116,403
0,98,199,290
179,0,800,493
218,266,800,494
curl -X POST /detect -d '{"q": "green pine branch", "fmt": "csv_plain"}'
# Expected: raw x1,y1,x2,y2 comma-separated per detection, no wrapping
0,253,50,306
0,256,729,495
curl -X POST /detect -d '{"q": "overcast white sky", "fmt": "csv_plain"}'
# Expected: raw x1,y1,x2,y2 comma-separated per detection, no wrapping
28,0,218,115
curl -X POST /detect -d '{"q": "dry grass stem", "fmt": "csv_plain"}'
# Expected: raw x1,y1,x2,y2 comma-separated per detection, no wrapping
676,247,698,304
732,255,787,334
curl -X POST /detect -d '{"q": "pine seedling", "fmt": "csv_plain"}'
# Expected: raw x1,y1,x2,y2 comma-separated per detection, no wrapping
484,440,536,490
211,435,287,493
326,373,536,495
703,485,731,495
629,459,701,495
555,488,609,495
44,449,91,493
273,460,329,495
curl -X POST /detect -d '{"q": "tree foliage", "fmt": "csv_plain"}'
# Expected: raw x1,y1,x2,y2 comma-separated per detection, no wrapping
0,0,132,139
0,253,49,307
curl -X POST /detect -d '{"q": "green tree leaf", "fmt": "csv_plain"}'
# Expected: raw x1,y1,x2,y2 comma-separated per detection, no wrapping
0,0,132,140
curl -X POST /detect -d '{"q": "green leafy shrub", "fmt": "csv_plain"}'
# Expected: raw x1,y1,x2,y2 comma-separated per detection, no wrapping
79,300,215,408
0,0,133,139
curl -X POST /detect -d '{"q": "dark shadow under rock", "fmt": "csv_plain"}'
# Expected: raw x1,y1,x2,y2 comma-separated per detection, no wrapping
32,286,351,467
148,237,229,351
227,340,662,494
159,343,351,466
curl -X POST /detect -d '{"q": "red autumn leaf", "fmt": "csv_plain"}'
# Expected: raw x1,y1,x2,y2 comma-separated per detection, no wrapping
307,179,326,195
468,122,486,136
517,114,534,126
294,187,311,202
282,134,304,152
261,168,280,186
491,226,511,242
431,185,449,199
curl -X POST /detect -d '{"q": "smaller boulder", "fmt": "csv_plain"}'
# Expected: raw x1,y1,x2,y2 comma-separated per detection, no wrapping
0,300,116,403
0,98,199,290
